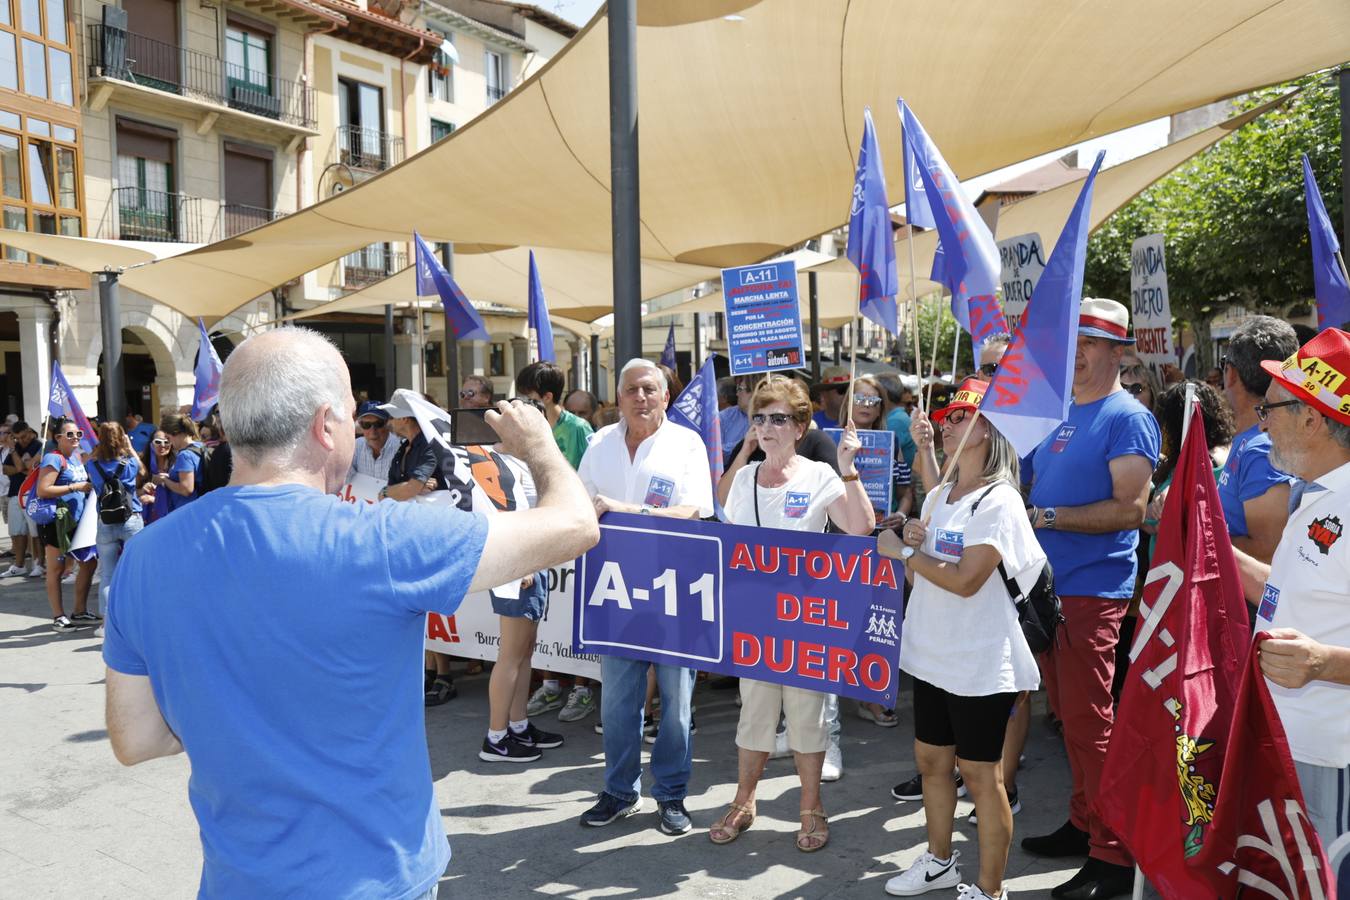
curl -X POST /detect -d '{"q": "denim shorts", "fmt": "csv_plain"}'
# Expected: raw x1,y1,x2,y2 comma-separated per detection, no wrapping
490,571,548,620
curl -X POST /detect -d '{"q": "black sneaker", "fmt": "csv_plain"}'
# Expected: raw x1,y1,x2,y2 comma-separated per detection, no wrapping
51,615,78,633
891,773,967,801
70,611,102,624
594,720,604,735
479,733,541,763
1022,819,1090,858
641,714,658,744
580,792,642,826
424,678,456,707
511,722,563,750
966,788,1021,825
656,799,692,834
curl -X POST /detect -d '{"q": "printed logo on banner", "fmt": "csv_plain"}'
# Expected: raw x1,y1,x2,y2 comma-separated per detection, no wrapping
934,529,964,559
865,610,899,643
783,492,811,519
644,476,675,508
1050,425,1076,453
1307,514,1342,555
733,353,753,370
1257,584,1280,621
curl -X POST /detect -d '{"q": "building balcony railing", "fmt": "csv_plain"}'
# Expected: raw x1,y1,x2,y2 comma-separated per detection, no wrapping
486,83,507,103
342,248,406,289
222,203,287,237
114,186,204,242
336,125,404,173
87,25,316,130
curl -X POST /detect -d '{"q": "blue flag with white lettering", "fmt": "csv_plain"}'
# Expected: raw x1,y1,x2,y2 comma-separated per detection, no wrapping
668,356,724,515
846,108,899,334
1303,155,1350,330
413,232,489,342
527,250,556,362
191,318,223,422
660,324,677,370
981,151,1105,459
899,100,1008,355
47,360,96,456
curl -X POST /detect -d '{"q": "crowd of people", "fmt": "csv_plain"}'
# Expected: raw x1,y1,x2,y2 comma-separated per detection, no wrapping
5,293,1344,900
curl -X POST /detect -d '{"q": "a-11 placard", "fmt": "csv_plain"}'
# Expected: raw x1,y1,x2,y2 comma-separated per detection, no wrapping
574,513,904,706
722,259,805,376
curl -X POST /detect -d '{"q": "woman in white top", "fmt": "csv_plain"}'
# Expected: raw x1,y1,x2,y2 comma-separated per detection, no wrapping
878,378,1044,900
709,377,874,852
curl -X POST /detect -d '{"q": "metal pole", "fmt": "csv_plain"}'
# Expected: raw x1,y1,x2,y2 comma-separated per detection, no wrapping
383,304,395,396
607,0,642,376
589,333,601,399
691,313,702,372
1340,67,1350,251
440,242,458,406
98,271,125,423
808,270,821,381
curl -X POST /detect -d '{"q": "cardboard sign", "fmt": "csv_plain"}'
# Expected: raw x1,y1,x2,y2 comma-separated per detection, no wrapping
722,259,805,376
997,232,1046,334
1130,234,1174,377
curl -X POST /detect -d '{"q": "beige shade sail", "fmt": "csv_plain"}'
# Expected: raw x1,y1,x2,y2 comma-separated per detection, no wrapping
107,0,1350,319
644,96,1292,330
0,232,198,272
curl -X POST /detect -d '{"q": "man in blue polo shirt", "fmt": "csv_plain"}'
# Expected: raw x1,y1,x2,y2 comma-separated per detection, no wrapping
1021,298,1160,900
102,327,598,900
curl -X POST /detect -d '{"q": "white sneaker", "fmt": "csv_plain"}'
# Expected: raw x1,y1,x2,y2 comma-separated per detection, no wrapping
1,564,25,577
956,884,1006,900
769,729,791,759
821,738,843,782
884,849,961,896
94,625,105,638
27,564,44,577
61,572,75,585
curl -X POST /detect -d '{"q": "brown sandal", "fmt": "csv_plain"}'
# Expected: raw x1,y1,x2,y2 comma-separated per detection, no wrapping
796,808,829,852
709,801,755,844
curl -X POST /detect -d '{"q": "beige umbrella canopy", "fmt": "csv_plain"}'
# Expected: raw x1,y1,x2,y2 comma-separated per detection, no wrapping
102,0,1350,319
0,232,197,272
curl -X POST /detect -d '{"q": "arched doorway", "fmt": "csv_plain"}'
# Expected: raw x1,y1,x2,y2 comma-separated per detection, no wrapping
95,326,175,421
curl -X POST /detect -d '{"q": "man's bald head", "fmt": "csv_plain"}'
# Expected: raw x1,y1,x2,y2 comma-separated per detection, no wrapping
220,326,353,466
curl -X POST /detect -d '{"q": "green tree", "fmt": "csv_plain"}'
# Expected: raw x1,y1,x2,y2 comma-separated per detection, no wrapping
1083,74,1343,370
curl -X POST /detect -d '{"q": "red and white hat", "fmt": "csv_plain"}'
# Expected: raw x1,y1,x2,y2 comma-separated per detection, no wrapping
1078,297,1135,344
931,377,988,424
1260,327,1350,427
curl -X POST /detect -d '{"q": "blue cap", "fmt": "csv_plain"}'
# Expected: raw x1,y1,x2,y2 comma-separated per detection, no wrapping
356,400,390,421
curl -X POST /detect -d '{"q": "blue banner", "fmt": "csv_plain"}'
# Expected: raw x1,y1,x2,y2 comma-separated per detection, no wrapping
668,357,724,516
847,107,899,334
823,428,893,518
722,259,805,376
48,361,96,456
413,231,490,342
191,318,223,422
574,513,903,706
1303,154,1350,330
527,249,556,362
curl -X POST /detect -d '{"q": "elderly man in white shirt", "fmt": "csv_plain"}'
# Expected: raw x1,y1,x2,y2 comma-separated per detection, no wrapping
347,401,399,485
577,359,714,836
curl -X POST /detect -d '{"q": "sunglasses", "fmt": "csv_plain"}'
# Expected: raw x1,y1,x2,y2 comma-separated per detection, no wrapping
1254,399,1301,422
61,430,83,439
735,384,753,394
852,395,882,407
358,419,386,430
152,438,171,446
459,389,482,399
1123,382,1146,397
751,412,795,427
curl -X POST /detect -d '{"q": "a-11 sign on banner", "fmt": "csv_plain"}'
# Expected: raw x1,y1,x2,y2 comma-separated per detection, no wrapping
1130,234,1174,377
997,232,1046,334
722,259,805,376
823,428,893,518
574,513,903,706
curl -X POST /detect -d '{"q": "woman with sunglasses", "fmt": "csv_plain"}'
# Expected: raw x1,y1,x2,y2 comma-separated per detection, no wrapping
87,421,146,635
35,417,98,632
878,378,1044,900
709,377,874,852
138,430,176,524
1118,362,1162,420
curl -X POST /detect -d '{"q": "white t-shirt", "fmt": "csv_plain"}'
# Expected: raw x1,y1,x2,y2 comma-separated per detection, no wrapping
1258,460,1350,767
578,417,714,516
899,480,1044,696
725,459,845,533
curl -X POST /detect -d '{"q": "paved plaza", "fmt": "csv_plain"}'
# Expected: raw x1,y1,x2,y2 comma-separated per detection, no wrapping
2,536,1103,899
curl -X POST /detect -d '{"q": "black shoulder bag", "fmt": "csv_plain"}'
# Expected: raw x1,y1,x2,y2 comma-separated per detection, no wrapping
970,484,1063,654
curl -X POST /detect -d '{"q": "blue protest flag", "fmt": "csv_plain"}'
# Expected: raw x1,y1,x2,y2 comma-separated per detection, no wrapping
1303,155,1350,330
898,100,1008,354
660,323,677,370
667,356,724,512
846,108,899,334
191,318,223,422
900,101,935,231
527,250,556,362
47,361,97,456
982,151,1105,459
413,231,490,342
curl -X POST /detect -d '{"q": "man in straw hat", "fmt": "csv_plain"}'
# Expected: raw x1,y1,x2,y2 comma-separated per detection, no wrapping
1019,298,1160,900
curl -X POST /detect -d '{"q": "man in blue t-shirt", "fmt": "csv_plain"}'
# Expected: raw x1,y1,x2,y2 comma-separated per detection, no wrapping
123,412,157,455
103,327,598,900
1020,298,1160,899
1217,316,1297,589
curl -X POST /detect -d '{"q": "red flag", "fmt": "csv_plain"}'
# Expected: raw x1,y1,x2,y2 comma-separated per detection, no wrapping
1193,635,1335,898
1097,401,1251,896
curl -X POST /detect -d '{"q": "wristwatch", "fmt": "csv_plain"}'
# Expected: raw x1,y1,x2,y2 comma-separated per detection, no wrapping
899,546,916,560
1041,507,1057,529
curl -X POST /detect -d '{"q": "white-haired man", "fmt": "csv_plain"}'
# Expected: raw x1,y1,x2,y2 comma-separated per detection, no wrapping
577,359,714,835
102,326,597,900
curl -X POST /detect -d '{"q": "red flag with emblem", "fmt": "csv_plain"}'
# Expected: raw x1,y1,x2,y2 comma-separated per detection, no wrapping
1192,635,1335,898
1097,401,1251,896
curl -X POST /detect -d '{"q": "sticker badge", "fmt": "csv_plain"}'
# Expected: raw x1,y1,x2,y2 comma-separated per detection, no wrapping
1257,583,1280,621
783,491,811,519
644,476,675,508
1308,514,1343,555
1050,424,1077,453
934,529,964,558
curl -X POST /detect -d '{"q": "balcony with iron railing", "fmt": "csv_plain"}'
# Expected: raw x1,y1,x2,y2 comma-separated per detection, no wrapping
87,24,316,130
486,83,507,103
222,203,287,237
113,187,204,242
336,125,404,173
342,248,406,289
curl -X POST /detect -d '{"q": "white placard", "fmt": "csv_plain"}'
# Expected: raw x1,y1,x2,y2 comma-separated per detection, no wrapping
1130,233,1175,377
997,232,1046,334
334,472,384,505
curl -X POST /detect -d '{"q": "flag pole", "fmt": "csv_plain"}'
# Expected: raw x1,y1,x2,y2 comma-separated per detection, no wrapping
1336,248,1350,284
949,320,961,381
925,292,942,409
920,407,982,524
1130,866,1145,900
845,273,860,426
906,228,925,415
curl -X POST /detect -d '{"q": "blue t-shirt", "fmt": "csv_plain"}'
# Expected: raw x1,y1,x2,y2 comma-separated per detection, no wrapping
103,484,488,899
86,456,144,515
1216,424,1293,538
128,422,157,455
885,407,919,468
812,410,838,430
40,451,88,521
166,443,204,512
1024,391,1161,598
719,406,749,465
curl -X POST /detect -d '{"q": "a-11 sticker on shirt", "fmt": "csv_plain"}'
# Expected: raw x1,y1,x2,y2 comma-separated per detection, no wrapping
644,475,675,508
783,491,811,519
1257,583,1280,621
934,528,964,559
1050,424,1077,453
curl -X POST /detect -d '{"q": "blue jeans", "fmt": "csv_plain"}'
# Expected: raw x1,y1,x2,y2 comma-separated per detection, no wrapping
600,656,695,804
95,514,143,616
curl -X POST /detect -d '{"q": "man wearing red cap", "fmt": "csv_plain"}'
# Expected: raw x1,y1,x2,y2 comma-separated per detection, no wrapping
1020,298,1160,900
1231,327,1350,877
